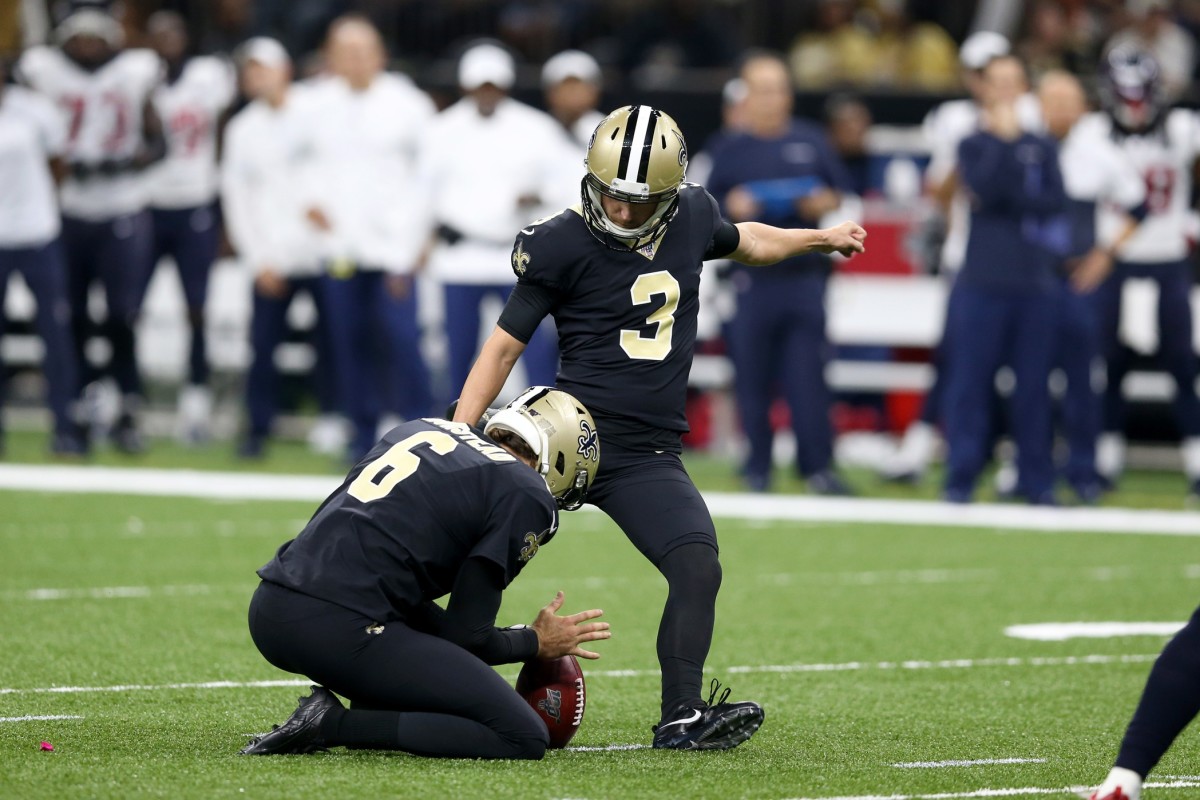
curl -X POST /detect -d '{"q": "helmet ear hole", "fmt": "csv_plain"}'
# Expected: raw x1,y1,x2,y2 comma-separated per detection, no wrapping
555,451,566,475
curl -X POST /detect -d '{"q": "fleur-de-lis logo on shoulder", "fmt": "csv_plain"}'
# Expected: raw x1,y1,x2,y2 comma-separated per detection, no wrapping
512,241,531,276
577,420,598,461
519,531,541,562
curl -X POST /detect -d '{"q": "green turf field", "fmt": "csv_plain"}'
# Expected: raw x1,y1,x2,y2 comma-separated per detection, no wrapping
1,471,1198,799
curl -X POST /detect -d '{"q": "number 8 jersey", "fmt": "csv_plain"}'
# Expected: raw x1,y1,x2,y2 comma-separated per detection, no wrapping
17,45,162,220
498,183,732,452
1096,108,1200,264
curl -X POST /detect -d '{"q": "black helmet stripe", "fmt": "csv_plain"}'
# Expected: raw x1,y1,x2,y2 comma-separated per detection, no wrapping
635,108,661,184
617,105,658,186
615,104,640,182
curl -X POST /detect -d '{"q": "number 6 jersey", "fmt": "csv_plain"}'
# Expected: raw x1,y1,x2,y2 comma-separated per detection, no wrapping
498,183,736,452
1094,108,1200,264
17,45,162,220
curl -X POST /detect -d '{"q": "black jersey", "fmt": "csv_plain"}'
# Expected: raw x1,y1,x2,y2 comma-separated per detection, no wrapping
498,183,732,452
257,419,558,623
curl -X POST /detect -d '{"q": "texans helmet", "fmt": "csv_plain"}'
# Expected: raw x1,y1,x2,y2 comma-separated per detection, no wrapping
581,105,688,251
1100,44,1164,133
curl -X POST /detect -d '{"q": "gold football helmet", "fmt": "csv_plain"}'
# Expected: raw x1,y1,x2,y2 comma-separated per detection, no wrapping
485,387,600,510
582,105,688,250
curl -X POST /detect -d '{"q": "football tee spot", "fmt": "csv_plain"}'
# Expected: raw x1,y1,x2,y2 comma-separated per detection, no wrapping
1005,621,1186,641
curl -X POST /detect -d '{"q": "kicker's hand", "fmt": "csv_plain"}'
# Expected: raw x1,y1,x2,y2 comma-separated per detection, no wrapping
531,591,610,660
815,221,867,256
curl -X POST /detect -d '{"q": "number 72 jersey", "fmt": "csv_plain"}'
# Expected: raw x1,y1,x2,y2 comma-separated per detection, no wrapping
501,183,724,452
1096,108,1200,265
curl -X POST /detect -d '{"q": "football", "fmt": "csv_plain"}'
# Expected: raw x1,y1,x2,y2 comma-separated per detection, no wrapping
516,655,586,748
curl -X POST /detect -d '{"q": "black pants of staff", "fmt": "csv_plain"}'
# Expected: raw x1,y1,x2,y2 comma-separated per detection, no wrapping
247,580,547,759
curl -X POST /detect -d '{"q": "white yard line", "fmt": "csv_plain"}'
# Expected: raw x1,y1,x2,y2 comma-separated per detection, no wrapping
3,584,239,601
565,744,650,752
0,715,83,722
0,653,1160,695
891,759,1047,768
0,464,1197,535
784,780,1200,800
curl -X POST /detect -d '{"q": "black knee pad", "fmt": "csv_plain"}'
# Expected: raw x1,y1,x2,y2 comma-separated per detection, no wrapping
659,542,722,598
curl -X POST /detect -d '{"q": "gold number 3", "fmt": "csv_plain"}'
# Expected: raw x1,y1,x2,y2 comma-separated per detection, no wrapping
348,431,459,502
619,271,680,361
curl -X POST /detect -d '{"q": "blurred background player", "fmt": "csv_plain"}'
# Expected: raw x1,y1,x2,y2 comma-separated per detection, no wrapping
0,57,83,456
1086,603,1200,800
705,51,856,495
1038,70,1146,504
941,55,1065,505
220,38,324,459
884,31,1041,482
18,6,164,453
1091,45,1200,499
542,49,604,150
143,10,236,445
303,15,435,463
418,41,566,403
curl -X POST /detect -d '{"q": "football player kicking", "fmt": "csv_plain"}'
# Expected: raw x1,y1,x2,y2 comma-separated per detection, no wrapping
240,388,606,760
453,106,866,750
1085,604,1200,800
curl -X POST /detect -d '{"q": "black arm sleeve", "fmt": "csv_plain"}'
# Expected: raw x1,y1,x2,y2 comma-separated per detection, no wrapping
705,220,741,260
496,281,558,344
440,558,539,665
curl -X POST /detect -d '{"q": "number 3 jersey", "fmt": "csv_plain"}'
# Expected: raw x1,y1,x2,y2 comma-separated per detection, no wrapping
17,45,162,220
1094,108,1200,264
498,183,729,453
257,419,557,623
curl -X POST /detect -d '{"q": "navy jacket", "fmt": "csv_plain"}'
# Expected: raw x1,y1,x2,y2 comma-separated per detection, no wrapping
706,120,855,277
958,131,1067,293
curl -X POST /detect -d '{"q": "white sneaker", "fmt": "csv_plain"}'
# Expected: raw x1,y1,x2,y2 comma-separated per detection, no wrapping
307,415,348,456
880,421,937,481
1096,433,1126,485
1081,767,1142,800
175,385,213,445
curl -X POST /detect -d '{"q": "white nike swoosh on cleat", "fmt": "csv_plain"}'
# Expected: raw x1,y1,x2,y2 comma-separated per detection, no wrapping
659,709,702,729
521,228,535,235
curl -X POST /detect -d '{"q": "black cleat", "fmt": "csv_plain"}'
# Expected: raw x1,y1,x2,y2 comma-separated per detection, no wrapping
651,680,764,751
239,686,342,755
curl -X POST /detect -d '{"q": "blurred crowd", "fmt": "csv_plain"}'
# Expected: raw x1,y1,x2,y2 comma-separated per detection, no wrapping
1,0,1199,504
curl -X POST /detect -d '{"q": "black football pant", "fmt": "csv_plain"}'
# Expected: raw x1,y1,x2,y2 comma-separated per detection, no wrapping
1113,603,1200,777
247,581,547,759
586,446,722,719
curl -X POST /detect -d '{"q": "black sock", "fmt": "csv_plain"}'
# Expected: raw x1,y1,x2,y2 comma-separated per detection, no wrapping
655,543,722,719
1115,605,1200,776
320,707,402,750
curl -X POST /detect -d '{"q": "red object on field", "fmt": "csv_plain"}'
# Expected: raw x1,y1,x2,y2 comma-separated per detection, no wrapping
516,655,586,749
40,741,54,751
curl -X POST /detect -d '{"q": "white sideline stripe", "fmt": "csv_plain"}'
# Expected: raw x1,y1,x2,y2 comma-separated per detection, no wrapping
0,653,1160,695
1005,622,1186,641
565,744,649,752
0,715,83,722
784,782,1200,800
0,464,1197,535
891,758,1047,768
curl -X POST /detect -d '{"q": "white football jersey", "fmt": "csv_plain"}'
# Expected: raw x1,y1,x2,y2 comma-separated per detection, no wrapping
1061,113,1145,209
146,56,236,209
17,45,162,220
0,86,66,246
1096,109,1200,264
922,94,1042,271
